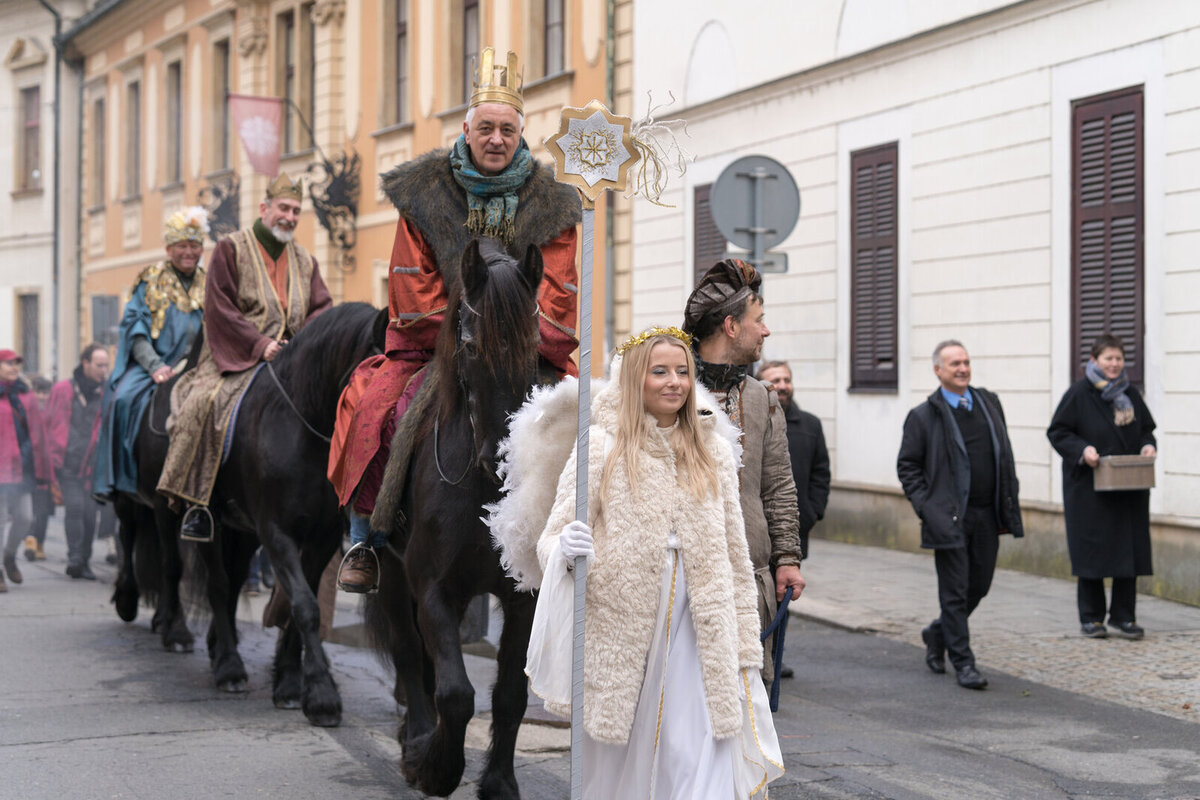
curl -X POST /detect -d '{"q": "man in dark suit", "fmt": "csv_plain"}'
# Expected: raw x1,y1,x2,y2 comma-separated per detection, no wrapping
757,361,830,562
758,359,830,680
896,340,1023,690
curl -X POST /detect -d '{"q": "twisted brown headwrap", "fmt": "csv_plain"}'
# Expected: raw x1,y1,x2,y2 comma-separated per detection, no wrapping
682,258,763,338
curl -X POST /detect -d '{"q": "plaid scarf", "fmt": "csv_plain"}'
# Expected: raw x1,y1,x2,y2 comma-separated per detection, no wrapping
1085,360,1135,426
449,135,533,245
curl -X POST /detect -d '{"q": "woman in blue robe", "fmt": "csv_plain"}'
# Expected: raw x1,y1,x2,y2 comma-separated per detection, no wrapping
93,208,208,498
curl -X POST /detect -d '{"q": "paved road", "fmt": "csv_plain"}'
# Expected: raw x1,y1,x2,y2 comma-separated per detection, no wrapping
3,526,1199,799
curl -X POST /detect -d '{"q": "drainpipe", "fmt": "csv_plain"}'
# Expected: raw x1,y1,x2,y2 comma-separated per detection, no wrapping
35,0,61,379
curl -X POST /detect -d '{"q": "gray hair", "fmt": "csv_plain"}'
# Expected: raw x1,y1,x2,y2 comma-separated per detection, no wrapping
932,339,966,367
465,105,525,130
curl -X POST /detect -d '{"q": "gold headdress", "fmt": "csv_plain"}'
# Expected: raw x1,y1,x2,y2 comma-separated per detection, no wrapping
266,172,303,202
163,206,210,245
616,325,694,355
470,47,523,114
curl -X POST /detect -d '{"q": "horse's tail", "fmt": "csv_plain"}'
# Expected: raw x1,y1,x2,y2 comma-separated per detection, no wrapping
180,542,212,622
361,566,421,679
131,514,162,607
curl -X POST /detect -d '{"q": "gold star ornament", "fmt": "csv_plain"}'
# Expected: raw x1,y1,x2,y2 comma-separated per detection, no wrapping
544,100,640,203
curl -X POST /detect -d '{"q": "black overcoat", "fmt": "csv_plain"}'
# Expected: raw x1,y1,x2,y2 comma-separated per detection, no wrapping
1046,378,1156,578
897,386,1024,549
782,400,830,560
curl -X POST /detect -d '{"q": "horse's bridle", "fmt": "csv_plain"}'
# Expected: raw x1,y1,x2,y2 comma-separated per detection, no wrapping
432,297,537,486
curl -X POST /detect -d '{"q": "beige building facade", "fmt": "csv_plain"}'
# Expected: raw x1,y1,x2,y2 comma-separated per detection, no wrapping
58,0,631,368
632,0,1200,603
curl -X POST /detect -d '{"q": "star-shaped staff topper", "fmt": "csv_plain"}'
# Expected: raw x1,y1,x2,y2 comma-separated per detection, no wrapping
544,100,640,205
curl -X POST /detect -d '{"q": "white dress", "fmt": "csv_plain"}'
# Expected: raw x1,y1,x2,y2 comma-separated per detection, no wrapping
527,531,784,799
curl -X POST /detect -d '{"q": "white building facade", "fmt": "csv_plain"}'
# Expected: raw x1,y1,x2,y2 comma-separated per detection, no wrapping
632,0,1200,603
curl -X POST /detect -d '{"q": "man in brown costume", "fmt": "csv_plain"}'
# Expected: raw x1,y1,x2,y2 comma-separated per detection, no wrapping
682,259,805,683
158,175,332,540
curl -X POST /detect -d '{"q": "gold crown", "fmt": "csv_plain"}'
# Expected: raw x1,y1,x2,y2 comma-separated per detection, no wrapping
266,172,303,202
616,326,694,356
470,47,523,114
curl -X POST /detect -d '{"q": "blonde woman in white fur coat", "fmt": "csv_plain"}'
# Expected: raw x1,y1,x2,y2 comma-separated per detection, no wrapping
501,327,783,799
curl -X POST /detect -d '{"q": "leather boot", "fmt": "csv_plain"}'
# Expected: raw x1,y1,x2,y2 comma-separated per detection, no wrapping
179,506,214,542
3,555,22,584
336,545,379,594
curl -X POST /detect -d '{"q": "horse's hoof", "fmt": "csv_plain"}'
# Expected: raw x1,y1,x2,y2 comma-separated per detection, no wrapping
477,773,520,800
305,709,342,728
218,678,249,693
114,597,138,622
274,697,302,710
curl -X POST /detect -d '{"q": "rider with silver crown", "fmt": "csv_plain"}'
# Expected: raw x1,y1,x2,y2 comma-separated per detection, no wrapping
330,46,581,592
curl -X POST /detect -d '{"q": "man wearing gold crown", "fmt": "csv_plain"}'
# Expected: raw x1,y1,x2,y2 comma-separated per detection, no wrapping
158,178,332,540
93,207,209,502
328,47,581,592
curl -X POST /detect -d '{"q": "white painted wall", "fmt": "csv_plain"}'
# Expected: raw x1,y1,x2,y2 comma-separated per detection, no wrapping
630,0,1200,524
0,1,58,375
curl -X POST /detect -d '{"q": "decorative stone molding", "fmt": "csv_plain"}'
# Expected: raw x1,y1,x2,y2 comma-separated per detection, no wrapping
238,21,267,57
312,0,345,27
5,38,48,71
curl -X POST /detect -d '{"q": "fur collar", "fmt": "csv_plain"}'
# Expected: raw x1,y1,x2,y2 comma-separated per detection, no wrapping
379,149,581,285
487,375,742,592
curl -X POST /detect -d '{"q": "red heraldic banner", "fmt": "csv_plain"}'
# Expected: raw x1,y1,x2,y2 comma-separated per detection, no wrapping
229,93,284,177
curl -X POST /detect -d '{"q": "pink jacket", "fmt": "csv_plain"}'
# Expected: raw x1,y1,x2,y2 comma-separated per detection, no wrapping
0,380,51,486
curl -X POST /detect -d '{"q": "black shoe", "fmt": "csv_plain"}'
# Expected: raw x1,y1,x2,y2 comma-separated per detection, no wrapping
4,555,23,584
66,564,83,579
780,664,794,679
955,664,988,690
1080,621,1108,638
78,565,97,581
921,626,946,674
261,567,275,590
1110,620,1145,640
180,507,214,542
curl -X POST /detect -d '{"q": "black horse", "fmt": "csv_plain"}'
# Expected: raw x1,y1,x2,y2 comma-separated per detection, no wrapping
365,240,552,799
111,338,203,653
185,300,386,726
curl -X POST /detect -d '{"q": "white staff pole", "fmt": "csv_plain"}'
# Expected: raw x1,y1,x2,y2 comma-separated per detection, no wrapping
570,195,594,800
543,100,642,800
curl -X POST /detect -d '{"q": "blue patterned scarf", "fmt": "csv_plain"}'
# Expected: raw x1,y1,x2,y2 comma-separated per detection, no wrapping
1085,360,1135,426
449,134,532,245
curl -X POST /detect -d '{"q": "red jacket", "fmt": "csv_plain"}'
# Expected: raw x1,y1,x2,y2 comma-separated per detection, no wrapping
45,372,104,479
0,380,51,486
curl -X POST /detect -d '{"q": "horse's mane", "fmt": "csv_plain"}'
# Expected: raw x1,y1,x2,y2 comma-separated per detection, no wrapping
431,244,540,421
271,301,384,427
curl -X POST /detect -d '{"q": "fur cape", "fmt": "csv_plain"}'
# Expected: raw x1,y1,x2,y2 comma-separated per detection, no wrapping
487,371,759,744
378,146,581,286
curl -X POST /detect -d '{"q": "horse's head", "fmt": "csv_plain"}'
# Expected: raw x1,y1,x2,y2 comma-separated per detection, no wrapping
452,238,543,480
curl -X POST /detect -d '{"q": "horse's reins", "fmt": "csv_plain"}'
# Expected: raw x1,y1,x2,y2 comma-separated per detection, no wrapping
266,361,333,443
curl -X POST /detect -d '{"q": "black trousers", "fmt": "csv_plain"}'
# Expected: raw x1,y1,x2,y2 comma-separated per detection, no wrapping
930,504,1000,670
1077,576,1137,624
30,487,52,546
60,473,100,569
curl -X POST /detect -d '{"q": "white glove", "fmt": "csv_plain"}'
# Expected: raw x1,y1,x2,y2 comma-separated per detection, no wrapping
559,520,595,568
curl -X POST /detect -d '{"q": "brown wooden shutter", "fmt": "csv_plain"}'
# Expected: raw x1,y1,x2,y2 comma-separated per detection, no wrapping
850,143,899,390
694,183,727,286
1072,86,1144,384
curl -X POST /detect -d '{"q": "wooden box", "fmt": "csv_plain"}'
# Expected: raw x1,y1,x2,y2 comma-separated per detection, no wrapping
1094,454,1156,491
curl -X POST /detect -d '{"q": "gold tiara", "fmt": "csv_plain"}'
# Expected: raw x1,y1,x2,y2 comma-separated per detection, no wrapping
616,326,694,355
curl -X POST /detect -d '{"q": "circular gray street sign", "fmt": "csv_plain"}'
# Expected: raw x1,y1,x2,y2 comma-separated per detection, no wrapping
710,155,800,251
